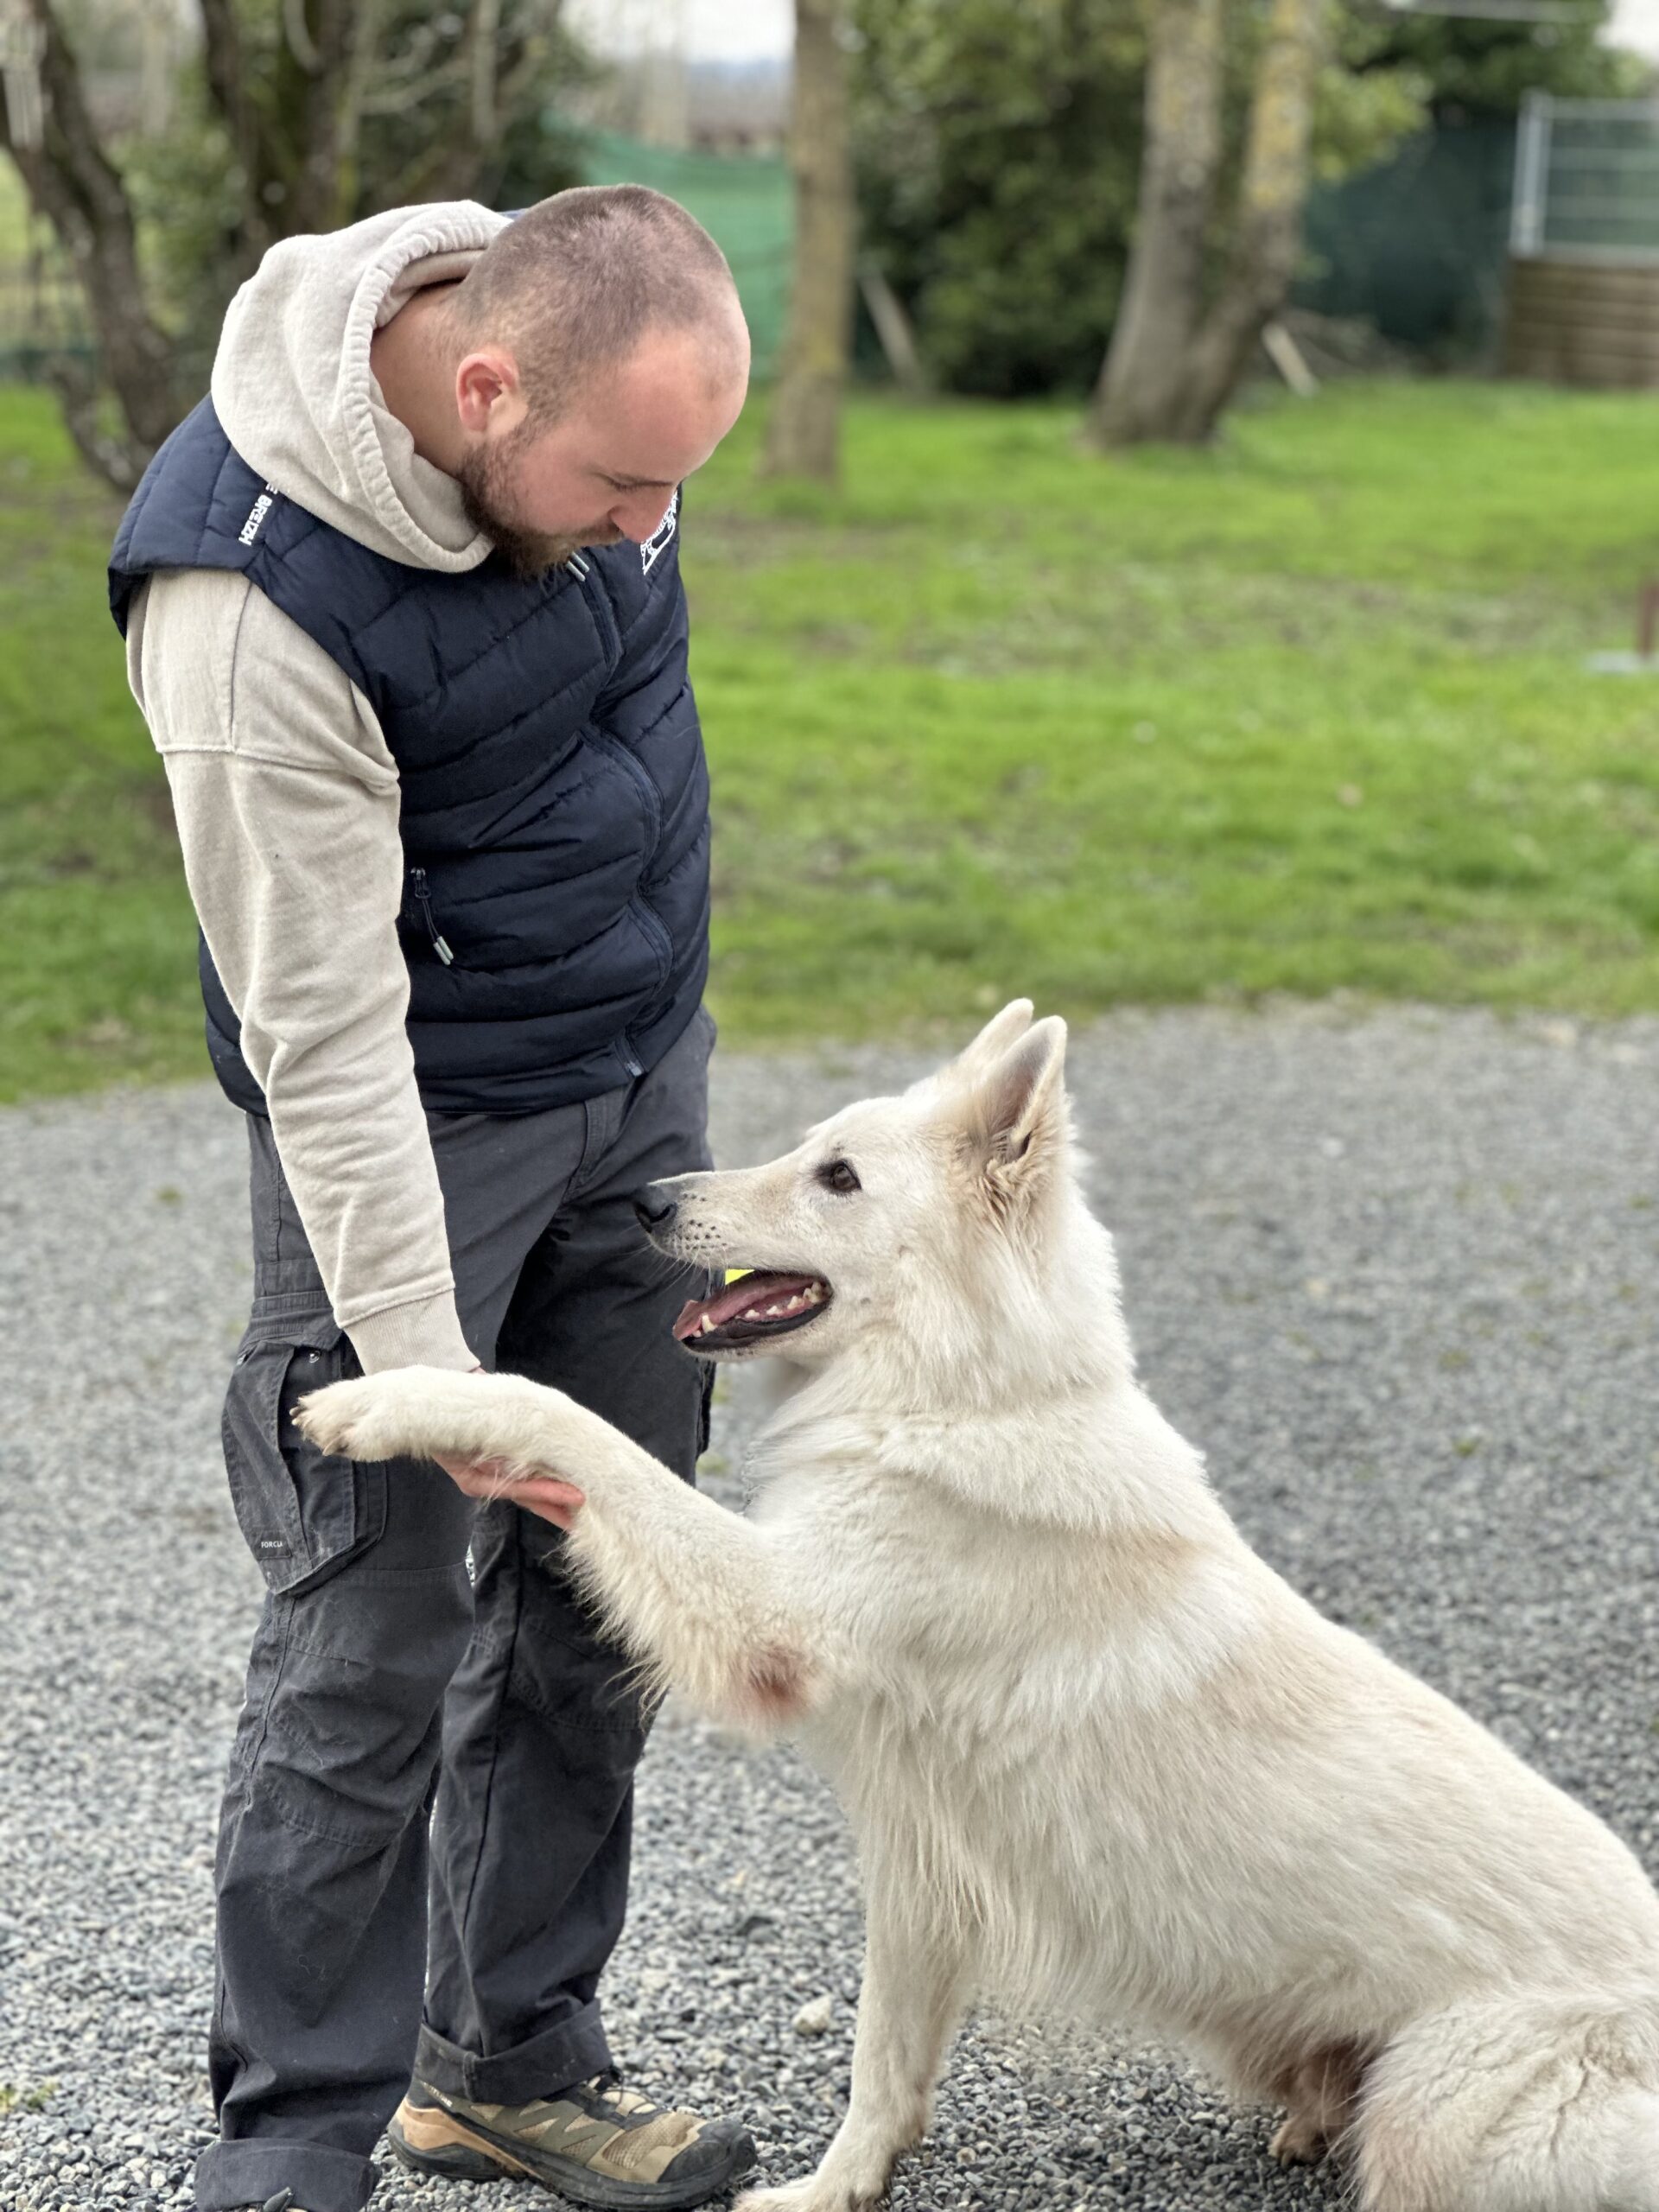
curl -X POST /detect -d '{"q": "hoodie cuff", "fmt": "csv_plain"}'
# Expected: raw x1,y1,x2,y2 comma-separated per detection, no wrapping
346,1289,476,1376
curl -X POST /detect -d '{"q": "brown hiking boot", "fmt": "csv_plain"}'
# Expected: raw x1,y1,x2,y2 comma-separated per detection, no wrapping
388,2070,757,2208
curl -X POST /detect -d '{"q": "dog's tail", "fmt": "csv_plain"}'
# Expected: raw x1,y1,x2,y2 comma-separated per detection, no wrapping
1353,1996,1659,2212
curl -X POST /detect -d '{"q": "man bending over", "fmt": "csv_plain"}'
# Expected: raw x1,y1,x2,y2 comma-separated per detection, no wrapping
110,185,752,2212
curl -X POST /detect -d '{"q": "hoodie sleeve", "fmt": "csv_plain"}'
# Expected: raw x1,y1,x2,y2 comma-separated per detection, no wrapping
125,567,476,1376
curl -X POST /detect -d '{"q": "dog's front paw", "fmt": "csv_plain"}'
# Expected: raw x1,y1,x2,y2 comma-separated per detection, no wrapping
1268,2113,1327,2165
294,1368,476,1466
734,2177,883,2212
294,1374,395,1460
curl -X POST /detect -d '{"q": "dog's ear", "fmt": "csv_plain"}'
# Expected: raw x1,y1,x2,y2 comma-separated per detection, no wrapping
952,998,1034,1079
963,1015,1068,1213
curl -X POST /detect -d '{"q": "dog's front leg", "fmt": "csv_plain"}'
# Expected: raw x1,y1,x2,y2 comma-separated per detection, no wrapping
563,1428,820,1733
739,1903,968,2212
296,1367,825,1733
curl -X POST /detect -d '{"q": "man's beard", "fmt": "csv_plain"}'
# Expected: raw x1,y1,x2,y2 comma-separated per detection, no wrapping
454,435,619,581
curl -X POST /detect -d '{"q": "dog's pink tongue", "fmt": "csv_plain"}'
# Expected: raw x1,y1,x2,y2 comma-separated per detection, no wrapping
672,1272,817,1341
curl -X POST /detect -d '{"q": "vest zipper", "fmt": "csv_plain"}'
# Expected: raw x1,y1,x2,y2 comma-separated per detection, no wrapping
571,561,664,1080
409,868,454,966
571,556,621,671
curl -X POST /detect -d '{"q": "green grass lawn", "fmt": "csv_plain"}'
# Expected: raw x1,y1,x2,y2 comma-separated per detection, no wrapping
3,376,1659,1100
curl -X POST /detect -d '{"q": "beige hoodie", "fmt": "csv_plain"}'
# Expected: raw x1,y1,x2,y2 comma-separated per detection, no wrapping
125,203,517,1375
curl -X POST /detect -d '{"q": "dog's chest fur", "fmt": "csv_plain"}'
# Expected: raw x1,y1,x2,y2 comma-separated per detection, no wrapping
744,1409,1282,2018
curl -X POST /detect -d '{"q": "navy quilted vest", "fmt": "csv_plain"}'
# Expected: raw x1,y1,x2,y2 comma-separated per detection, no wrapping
109,397,709,1116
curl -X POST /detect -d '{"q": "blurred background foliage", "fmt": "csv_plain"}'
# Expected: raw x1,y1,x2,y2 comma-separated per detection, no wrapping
849,0,1645,401
4,0,1659,1091
13,3,1645,415
124,95,588,388
103,0,592,388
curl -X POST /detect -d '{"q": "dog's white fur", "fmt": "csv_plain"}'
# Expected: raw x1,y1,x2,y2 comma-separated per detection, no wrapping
299,1003,1659,2212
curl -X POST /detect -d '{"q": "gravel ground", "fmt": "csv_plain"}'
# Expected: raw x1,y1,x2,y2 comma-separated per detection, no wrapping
2,1002,1657,2212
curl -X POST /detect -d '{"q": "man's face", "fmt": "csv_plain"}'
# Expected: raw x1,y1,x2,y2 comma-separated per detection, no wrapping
455,323,748,579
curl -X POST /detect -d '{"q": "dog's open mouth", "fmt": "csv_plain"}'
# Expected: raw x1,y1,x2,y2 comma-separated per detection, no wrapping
673,1268,832,1351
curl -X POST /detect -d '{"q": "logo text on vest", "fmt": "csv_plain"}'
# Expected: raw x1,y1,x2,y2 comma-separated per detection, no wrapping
238,485,278,547
640,489,679,575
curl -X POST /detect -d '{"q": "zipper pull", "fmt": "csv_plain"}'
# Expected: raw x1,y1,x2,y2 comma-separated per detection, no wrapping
409,868,454,966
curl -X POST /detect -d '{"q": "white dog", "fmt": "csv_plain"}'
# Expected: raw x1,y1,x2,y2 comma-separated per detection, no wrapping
299,1002,1659,2212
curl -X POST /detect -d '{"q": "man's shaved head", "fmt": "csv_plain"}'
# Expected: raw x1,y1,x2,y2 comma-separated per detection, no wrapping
366,182,752,576
450,183,745,424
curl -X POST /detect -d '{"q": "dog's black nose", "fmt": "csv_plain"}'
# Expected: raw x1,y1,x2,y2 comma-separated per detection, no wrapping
632,1185,678,1233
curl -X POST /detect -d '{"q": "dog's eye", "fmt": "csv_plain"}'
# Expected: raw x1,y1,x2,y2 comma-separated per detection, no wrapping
817,1159,861,1194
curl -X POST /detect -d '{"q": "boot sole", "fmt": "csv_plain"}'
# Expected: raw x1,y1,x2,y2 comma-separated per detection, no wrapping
388,2102,757,2209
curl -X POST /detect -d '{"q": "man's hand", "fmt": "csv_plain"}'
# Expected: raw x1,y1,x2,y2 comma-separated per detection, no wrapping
434,1451,586,1530
433,1366,587,1530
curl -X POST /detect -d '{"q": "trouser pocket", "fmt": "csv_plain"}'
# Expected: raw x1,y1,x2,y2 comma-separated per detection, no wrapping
222,1311,386,1596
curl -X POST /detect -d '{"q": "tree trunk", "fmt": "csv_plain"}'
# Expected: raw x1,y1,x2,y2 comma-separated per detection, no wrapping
1173,0,1325,442
761,0,855,484
3,0,576,487
1085,0,1223,451
1086,0,1325,449
0,0,181,487
199,0,358,273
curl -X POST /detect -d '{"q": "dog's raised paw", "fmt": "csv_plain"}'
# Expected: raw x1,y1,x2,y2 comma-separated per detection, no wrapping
294,1375,407,1464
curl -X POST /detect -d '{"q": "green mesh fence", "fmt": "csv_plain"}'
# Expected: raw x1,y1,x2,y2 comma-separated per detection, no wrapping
1298,120,1517,357
1,127,792,385
574,129,792,378
2,116,1515,392
574,121,1516,378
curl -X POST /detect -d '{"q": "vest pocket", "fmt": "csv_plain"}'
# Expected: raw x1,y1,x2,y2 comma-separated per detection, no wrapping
223,1316,387,1595
629,895,674,988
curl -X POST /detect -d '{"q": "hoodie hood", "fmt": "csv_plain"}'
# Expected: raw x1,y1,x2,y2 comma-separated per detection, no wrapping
213,201,512,572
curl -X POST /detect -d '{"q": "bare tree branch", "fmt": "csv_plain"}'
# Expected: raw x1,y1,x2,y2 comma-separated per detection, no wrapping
375,17,442,86
0,0,179,483
494,25,559,119
470,0,502,143
0,0,587,484
337,0,385,183
359,60,468,118
42,349,149,490
197,0,277,259
283,0,322,76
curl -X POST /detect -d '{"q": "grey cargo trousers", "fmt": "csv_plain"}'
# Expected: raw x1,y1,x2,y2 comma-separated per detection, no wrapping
197,1009,716,2212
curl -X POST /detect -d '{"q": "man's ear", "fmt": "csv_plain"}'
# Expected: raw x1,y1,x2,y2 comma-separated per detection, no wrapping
964,1016,1069,1213
454,347,526,435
